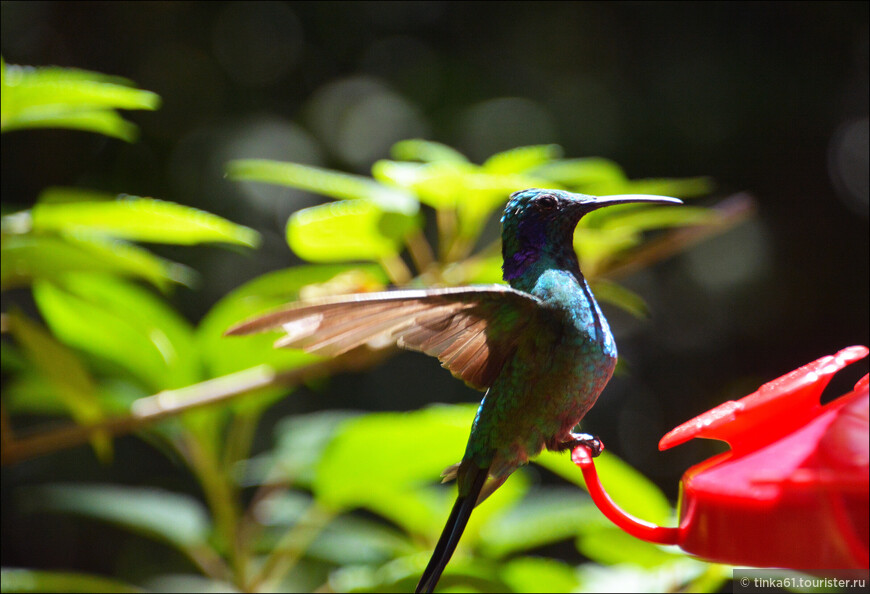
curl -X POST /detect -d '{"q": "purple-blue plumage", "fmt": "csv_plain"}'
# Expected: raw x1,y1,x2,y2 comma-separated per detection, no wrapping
417,189,680,592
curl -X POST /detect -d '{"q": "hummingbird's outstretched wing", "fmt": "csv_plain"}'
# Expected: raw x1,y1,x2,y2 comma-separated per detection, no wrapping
225,285,542,390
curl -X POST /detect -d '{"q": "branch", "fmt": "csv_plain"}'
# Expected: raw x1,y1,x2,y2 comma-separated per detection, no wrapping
0,349,387,466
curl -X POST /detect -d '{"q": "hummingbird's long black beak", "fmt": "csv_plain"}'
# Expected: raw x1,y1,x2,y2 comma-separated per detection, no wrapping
581,194,684,212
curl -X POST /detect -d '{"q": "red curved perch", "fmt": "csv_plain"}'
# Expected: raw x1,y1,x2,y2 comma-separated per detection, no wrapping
571,445,680,545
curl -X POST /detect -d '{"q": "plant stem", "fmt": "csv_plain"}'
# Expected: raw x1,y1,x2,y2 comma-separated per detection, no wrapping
378,254,413,285
405,228,435,274
436,208,458,262
182,431,246,584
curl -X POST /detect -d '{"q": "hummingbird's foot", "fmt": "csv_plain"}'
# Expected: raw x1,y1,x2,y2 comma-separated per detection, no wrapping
560,433,604,457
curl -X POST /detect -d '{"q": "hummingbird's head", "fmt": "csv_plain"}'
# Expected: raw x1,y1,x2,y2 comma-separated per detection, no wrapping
500,188,682,281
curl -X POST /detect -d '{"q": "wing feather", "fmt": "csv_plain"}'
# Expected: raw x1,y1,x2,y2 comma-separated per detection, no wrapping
226,285,541,390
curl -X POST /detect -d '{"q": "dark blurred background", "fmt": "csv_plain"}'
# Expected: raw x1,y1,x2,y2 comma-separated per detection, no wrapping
2,0,868,577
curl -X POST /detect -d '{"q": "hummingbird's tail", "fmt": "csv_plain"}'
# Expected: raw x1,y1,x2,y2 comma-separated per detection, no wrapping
415,463,489,594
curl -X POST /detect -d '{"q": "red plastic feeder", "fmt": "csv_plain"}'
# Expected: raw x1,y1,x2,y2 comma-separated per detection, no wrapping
573,345,869,571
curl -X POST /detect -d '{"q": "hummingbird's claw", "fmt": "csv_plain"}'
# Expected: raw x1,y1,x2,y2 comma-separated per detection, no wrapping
561,432,605,457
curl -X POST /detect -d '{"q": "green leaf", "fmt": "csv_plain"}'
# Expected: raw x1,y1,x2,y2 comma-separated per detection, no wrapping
574,226,640,276
482,144,563,174
442,253,505,285
478,488,605,558
500,557,580,594
455,171,557,239
307,513,416,564
1,60,159,141
4,110,139,141
0,341,27,373
577,558,712,593
314,405,528,539
372,160,476,210
258,410,361,487
577,525,681,568
534,450,673,525
314,406,472,507
36,187,115,204
0,568,142,593
390,139,469,163
31,194,260,247
287,199,420,262
1,233,191,291
6,311,111,460
590,279,649,318
227,159,419,215
532,157,626,189
33,276,200,391
25,484,211,552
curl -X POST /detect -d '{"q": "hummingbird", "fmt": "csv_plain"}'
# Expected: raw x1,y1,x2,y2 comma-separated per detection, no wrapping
226,189,682,592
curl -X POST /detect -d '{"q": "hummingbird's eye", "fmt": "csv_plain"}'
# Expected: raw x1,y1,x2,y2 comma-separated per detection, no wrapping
537,195,557,210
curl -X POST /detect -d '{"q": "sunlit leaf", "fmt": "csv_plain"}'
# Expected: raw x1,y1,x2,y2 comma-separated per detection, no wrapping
314,406,472,506
500,557,580,593
455,171,557,239
577,525,681,568
532,157,626,189
7,311,112,460
577,558,713,593
0,568,142,593
227,159,419,215
286,199,420,262
478,488,605,558
482,144,563,174
590,279,649,318
31,194,260,247
534,450,673,525
390,139,469,163
314,405,527,539
1,60,159,141
25,484,211,553
6,311,111,459
37,187,115,204
5,110,138,141
33,276,200,391
442,253,504,285
372,160,476,209
0,233,191,291
574,226,640,277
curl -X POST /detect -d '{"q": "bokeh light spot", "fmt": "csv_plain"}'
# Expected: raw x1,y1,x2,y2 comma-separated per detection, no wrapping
458,97,557,162
828,116,869,217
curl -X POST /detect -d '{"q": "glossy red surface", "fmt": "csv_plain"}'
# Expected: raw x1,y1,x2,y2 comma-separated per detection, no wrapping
575,346,869,570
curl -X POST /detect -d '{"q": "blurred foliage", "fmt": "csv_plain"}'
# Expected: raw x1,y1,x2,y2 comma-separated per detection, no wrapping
0,59,732,593
1,58,160,141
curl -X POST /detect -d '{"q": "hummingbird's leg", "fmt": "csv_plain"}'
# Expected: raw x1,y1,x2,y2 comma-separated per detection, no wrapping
558,432,604,457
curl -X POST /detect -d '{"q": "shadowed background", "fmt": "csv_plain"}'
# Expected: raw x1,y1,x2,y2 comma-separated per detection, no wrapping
2,0,868,581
